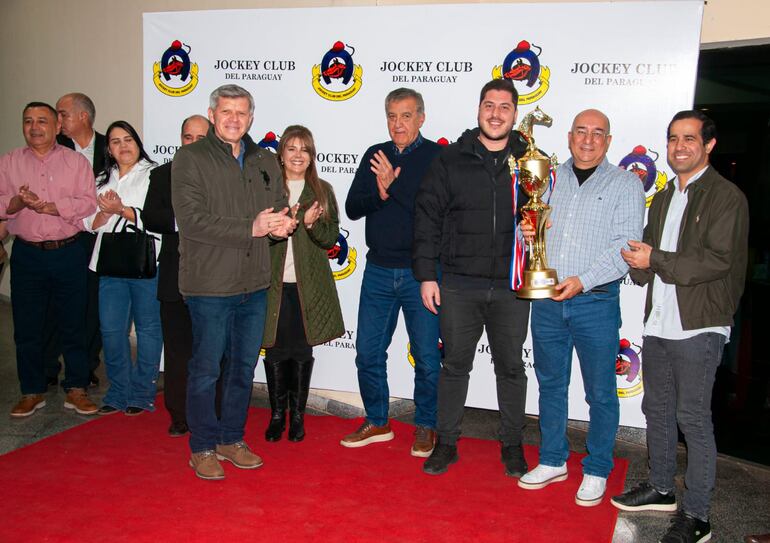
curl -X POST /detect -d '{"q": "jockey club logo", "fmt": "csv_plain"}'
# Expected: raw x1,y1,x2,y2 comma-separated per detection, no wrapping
328,227,357,280
616,338,643,398
406,339,445,368
153,39,199,97
492,40,550,105
312,41,363,101
618,145,668,208
257,131,279,152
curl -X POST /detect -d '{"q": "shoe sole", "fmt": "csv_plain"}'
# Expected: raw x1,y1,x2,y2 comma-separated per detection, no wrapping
423,454,459,475
216,454,263,469
576,493,605,507
610,499,678,512
340,430,395,448
188,460,225,480
411,446,435,458
518,472,568,490
63,402,97,415
98,408,121,416
10,400,46,418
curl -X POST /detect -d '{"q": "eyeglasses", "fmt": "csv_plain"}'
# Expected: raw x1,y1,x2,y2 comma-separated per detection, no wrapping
573,128,609,141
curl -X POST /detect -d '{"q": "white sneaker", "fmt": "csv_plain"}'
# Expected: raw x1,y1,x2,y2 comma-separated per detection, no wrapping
575,474,607,507
518,463,568,490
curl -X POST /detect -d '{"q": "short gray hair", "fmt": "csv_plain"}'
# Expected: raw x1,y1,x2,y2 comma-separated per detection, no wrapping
63,92,96,125
385,88,424,114
209,84,255,114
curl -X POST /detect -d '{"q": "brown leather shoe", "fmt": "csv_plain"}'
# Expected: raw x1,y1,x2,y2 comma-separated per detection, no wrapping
745,535,770,543
340,420,395,448
411,426,436,457
10,395,46,418
189,451,225,480
216,441,263,469
63,388,98,415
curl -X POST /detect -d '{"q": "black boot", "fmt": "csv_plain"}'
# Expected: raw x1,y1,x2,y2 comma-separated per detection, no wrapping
264,358,289,441
288,358,314,442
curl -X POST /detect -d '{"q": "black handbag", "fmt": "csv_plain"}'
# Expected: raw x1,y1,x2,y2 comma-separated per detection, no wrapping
96,208,158,279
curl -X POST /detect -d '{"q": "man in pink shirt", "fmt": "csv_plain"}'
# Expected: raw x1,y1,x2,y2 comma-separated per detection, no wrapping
0,102,98,417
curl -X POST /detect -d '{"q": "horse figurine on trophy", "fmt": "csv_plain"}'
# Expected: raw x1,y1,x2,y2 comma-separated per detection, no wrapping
509,107,559,299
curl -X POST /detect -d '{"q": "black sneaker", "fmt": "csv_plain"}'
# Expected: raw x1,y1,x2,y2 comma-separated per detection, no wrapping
501,444,528,478
611,482,677,512
659,511,711,543
423,443,458,475
97,404,120,416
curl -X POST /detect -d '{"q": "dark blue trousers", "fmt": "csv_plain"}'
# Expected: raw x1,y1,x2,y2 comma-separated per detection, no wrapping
10,239,89,394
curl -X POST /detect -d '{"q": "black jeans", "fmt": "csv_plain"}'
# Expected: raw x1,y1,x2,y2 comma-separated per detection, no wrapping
642,333,725,521
436,284,530,446
265,283,312,364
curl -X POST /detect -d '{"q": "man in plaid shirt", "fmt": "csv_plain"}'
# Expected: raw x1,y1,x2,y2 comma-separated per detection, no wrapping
518,109,645,507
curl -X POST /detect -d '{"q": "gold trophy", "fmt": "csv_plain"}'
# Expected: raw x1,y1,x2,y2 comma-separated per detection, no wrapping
510,107,559,299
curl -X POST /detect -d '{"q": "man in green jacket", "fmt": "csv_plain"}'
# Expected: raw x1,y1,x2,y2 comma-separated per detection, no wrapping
613,110,749,543
172,84,296,480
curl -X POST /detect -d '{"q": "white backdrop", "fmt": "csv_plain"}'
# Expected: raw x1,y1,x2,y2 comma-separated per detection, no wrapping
143,1,703,428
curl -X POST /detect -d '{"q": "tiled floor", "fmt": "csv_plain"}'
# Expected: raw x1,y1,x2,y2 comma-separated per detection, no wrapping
1,299,768,542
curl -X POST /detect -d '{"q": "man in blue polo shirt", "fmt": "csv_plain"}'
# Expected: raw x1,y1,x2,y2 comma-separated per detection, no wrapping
342,88,442,457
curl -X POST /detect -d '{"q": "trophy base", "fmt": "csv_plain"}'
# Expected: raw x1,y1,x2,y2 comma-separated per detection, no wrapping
517,269,559,300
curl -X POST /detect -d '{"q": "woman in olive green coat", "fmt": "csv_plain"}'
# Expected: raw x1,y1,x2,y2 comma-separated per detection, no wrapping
262,125,344,442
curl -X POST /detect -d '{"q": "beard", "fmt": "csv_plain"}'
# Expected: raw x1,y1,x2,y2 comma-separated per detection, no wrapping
479,122,511,142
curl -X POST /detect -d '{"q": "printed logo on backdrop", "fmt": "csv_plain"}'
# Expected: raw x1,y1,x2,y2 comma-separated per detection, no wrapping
312,41,363,101
618,145,668,207
320,330,356,350
258,131,280,152
616,339,643,398
380,59,473,85
571,61,678,88
492,40,550,105
153,40,199,97
328,227,357,280
213,58,295,81
476,342,534,369
406,340,444,368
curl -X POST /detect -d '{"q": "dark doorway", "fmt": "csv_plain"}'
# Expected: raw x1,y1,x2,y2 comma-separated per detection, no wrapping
695,43,770,465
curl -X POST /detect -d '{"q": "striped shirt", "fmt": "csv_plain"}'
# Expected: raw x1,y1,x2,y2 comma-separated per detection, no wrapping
546,158,645,292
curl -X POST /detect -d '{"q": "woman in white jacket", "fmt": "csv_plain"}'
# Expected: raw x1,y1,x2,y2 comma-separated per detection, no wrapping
84,120,162,416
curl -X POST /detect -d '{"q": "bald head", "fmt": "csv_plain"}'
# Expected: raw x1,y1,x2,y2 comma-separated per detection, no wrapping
181,115,210,145
568,109,612,169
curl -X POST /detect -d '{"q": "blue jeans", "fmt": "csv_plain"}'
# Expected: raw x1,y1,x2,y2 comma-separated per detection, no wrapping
99,275,162,411
642,333,725,521
531,282,621,477
185,290,267,453
355,261,441,428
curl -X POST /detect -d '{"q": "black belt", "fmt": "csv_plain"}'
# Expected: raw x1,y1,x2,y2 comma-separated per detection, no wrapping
17,233,81,250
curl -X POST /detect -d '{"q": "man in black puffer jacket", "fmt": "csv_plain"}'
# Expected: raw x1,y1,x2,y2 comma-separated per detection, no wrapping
413,79,532,477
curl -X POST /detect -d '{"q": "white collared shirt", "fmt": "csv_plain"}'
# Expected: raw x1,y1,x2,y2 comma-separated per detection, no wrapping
644,166,730,341
83,159,161,272
74,132,96,168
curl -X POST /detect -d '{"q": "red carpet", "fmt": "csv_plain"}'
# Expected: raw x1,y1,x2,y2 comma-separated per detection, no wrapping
2,402,626,542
